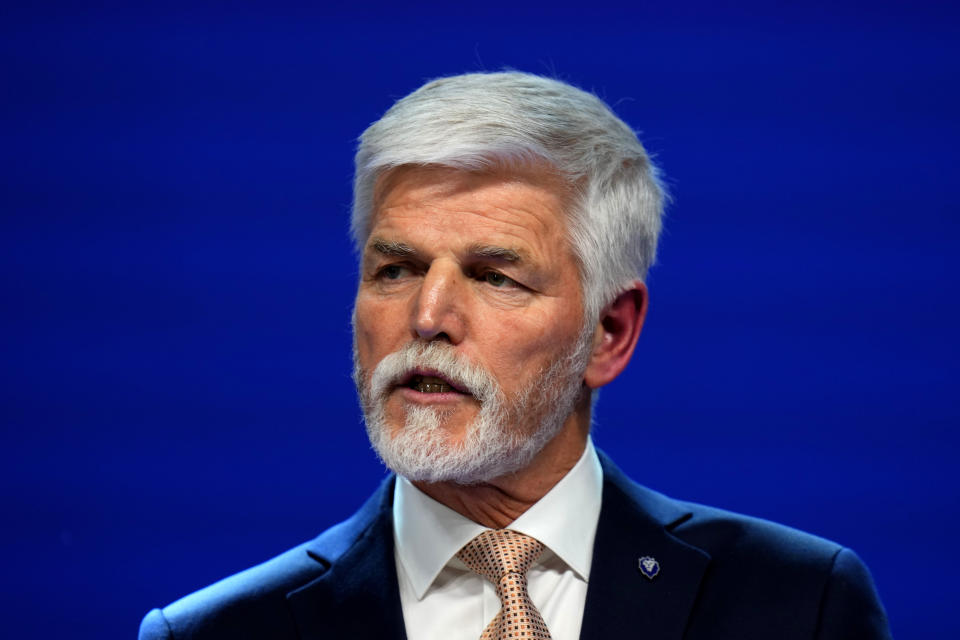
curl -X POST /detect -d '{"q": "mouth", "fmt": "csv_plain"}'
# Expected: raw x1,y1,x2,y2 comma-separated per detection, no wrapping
399,370,469,395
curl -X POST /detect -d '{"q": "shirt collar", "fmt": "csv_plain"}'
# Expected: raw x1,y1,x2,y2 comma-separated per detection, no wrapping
393,438,603,599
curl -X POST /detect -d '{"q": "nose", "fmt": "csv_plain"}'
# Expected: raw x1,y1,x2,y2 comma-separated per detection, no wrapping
412,260,465,343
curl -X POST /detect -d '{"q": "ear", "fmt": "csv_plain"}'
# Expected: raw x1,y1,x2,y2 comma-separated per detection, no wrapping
583,281,648,389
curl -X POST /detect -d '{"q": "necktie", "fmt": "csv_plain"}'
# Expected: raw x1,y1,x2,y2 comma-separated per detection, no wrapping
456,529,553,640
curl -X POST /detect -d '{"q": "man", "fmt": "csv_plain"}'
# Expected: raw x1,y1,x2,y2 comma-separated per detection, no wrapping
140,72,891,639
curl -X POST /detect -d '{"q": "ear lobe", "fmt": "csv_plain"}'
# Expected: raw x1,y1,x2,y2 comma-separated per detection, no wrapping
583,282,648,389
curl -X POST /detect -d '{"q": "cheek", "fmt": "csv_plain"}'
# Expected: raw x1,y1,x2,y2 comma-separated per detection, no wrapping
353,298,389,369
481,308,582,373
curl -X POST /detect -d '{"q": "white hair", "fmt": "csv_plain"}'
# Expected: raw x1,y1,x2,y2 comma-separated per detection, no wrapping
354,331,592,484
351,71,666,322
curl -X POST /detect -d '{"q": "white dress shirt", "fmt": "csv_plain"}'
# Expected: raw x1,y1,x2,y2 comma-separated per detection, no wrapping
393,438,603,640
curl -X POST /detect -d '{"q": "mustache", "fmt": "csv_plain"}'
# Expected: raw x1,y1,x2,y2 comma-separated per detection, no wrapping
366,341,500,404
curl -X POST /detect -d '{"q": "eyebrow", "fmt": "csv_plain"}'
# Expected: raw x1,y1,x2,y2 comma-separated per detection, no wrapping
370,239,416,257
466,244,523,263
369,239,524,264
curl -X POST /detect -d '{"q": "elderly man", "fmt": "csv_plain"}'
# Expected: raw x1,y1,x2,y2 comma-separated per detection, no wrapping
140,72,891,639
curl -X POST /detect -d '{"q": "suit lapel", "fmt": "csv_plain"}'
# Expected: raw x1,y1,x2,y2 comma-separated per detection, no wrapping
286,476,408,640
580,453,711,640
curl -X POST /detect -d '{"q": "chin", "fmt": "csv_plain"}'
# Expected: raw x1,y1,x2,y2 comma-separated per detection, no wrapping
386,400,471,436
366,400,560,485
386,415,471,449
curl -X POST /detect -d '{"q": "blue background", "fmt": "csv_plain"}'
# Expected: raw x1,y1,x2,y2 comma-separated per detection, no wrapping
2,2,957,637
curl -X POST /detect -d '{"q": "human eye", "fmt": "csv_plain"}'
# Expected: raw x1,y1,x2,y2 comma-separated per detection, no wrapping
376,264,411,280
480,270,520,289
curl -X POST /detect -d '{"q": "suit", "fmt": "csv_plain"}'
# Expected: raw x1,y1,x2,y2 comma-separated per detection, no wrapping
140,451,891,639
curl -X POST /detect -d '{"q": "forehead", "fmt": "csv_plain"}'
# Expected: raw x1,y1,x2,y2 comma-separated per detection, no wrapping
368,165,575,255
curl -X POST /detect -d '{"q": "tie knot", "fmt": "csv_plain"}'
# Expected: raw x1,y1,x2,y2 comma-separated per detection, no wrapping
456,529,545,585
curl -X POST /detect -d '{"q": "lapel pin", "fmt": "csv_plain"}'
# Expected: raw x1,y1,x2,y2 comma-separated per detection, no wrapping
638,556,660,580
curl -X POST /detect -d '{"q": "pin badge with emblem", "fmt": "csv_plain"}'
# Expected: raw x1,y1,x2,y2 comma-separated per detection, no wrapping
638,556,660,580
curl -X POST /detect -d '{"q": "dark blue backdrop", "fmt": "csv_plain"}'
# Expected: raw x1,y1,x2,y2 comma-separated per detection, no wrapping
2,2,957,638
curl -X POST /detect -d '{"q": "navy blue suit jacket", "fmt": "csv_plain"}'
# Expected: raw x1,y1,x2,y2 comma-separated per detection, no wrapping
140,452,891,639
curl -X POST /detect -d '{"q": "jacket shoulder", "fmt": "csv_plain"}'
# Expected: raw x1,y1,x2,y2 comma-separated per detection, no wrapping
141,540,323,639
675,501,889,638
675,499,842,567
598,451,891,638
599,449,842,569
140,478,394,640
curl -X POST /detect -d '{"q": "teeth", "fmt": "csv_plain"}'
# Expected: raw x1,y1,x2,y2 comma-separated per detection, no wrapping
417,382,451,393
413,375,453,393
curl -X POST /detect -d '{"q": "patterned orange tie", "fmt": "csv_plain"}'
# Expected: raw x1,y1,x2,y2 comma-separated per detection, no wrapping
456,529,553,640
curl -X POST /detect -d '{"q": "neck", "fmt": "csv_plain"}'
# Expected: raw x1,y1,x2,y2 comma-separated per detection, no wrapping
412,408,590,528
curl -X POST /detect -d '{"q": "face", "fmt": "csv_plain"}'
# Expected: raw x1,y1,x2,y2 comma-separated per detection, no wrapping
353,166,593,483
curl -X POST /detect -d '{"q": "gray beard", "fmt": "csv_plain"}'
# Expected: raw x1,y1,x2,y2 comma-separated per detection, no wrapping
353,333,592,485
